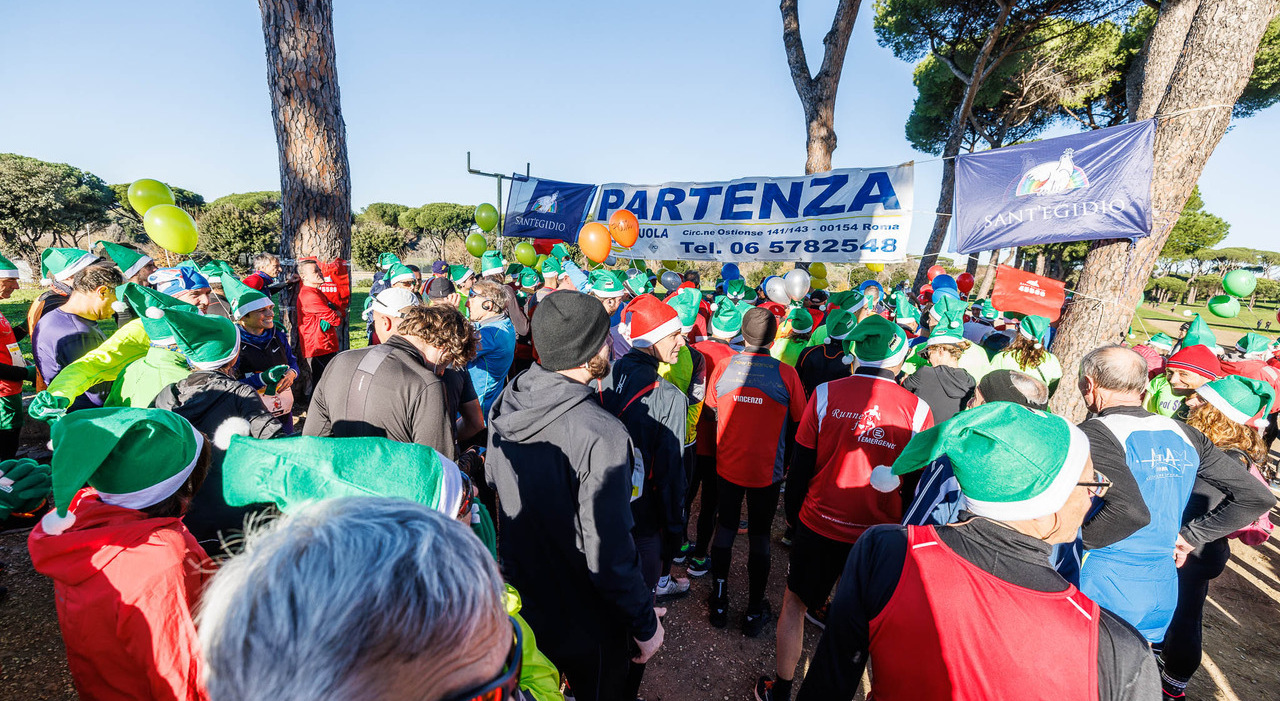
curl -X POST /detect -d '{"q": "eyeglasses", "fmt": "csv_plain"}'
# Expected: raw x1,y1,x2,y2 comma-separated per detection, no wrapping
439,617,524,701
457,468,475,521
1077,470,1111,498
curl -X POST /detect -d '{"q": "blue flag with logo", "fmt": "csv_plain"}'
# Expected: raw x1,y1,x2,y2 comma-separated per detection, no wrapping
503,175,597,240
953,120,1155,254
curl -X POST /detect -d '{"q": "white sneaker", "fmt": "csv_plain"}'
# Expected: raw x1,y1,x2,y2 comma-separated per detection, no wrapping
655,576,691,601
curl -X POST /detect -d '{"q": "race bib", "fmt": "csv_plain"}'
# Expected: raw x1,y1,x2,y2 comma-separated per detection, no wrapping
630,445,645,502
259,388,295,417
6,343,23,368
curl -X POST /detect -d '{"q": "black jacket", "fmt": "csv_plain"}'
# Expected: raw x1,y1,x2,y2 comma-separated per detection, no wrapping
601,349,688,538
902,365,975,423
152,370,285,552
486,363,658,654
302,335,455,458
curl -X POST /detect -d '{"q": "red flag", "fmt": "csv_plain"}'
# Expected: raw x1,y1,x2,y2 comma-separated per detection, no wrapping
531,239,563,255
991,265,1067,321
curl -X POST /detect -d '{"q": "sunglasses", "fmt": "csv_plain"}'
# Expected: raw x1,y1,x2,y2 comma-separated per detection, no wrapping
439,617,523,701
1077,470,1112,498
457,469,475,521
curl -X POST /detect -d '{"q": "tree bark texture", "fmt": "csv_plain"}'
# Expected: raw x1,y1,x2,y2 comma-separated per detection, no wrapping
260,0,354,380
977,248,1012,300
1049,0,1280,420
780,0,861,174
912,1,1015,291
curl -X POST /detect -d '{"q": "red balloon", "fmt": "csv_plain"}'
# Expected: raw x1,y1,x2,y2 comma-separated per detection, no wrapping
956,272,975,295
608,209,640,248
927,265,946,281
920,284,934,297
578,222,613,264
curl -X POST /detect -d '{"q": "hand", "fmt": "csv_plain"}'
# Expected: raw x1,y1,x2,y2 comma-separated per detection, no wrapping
286,274,301,285
276,369,297,392
445,292,460,309
28,391,70,424
1174,535,1194,568
0,458,51,515
632,616,664,664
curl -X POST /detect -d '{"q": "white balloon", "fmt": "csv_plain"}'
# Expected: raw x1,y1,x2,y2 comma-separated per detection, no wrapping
784,269,811,301
765,277,789,305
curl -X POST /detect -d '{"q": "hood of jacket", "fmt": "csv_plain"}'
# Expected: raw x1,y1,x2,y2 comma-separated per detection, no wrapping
488,363,601,443
930,364,977,400
152,370,245,426
28,491,186,587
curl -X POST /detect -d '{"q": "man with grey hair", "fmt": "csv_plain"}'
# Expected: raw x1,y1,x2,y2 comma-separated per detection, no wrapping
198,498,520,701
1076,345,1275,645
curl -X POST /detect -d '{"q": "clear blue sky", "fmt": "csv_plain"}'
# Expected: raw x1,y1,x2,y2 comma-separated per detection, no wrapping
2,1,1275,255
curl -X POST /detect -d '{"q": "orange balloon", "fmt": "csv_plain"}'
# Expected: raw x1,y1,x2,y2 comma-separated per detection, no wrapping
608,209,640,248
578,222,613,263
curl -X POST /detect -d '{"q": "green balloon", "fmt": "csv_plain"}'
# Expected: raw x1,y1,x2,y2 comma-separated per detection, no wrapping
1207,294,1240,319
1223,269,1257,298
514,242,537,267
127,178,175,217
475,203,499,233
465,233,488,258
536,254,548,268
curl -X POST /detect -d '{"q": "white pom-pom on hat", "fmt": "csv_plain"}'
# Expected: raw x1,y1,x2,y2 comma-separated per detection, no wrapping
111,300,129,313
145,307,166,319
41,509,76,536
842,354,854,365
213,417,252,450
869,465,901,493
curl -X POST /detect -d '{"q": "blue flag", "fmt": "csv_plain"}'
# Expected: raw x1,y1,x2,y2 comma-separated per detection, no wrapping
953,120,1155,254
503,175,597,240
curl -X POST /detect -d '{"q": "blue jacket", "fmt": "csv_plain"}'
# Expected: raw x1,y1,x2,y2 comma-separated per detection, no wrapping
468,315,516,416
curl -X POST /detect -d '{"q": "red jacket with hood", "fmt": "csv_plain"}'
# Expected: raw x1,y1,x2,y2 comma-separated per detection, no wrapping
28,490,212,701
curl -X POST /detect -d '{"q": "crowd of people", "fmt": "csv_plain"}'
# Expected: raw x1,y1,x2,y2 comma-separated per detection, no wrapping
0,239,1275,701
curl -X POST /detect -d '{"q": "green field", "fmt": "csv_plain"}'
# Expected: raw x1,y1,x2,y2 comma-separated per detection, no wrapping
1132,300,1278,346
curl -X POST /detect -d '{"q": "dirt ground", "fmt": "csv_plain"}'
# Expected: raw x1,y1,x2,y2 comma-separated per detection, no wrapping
4,485,1280,701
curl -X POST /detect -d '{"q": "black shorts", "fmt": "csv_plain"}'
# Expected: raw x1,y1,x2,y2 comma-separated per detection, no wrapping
786,522,854,611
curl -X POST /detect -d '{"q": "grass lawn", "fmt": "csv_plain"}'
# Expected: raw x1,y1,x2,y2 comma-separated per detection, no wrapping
1132,299,1278,345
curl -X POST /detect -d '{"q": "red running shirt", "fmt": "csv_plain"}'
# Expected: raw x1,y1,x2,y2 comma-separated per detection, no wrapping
692,339,740,457
796,373,932,543
706,350,807,488
868,525,1100,700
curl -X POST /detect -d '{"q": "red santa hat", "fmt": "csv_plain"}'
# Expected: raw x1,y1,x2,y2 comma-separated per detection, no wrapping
624,294,683,348
1166,344,1222,381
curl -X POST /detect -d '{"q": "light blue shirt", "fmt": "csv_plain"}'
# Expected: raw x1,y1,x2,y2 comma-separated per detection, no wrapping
467,315,516,416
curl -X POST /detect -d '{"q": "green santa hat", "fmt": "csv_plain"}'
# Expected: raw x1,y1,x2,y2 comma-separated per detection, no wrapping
156,306,242,371
829,290,866,313
221,435,465,517
377,252,401,270
0,253,20,279
977,299,1000,321
868,403,1091,521
892,294,920,328
518,266,541,290
666,287,702,333
1236,332,1272,359
1195,375,1275,428
1018,315,1051,349
843,314,909,368
95,240,153,280
724,279,755,303
550,243,572,261
111,282,197,346
1147,332,1175,353
41,408,204,536
709,296,743,340
927,309,966,346
590,270,627,298
387,262,416,286
1182,315,1221,355
450,264,476,285
480,251,504,277
786,307,814,335
541,257,563,280
623,268,652,296
220,273,273,320
929,294,968,323
41,247,99,282
199,260,237,280
822,309,856,344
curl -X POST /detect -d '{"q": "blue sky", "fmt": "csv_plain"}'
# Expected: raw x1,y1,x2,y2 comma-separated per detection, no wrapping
2,1,1276,255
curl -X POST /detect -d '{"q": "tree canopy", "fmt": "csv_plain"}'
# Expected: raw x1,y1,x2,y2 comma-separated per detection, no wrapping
1159,186,1229,259
0,153,114,267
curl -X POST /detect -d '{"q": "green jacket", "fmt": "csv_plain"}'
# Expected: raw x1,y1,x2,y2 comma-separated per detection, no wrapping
988,349,1062,395
1145,374,1184,417
505,585,565,701
106,346,192,408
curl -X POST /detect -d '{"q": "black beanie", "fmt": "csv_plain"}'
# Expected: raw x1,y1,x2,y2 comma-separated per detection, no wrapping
742,307,777,347
533,290,611,371
978,369,1049,410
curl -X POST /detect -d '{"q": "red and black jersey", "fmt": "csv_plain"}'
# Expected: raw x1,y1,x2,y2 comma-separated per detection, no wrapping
706,349,807,488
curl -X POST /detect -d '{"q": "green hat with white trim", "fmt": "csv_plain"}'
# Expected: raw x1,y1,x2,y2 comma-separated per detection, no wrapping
590,270,626,298
844,314,909,368
709,295,743,340
550,243,571,261
1182,315,1220,354
829,290,865,313
1018,315,1051,349
219,273,273,320
977,299,1000,321
541,257,563,279
823,309,856,344
666,287,701,333
929,294,968,322
518,266,541,290
221,435,465,517
1195,375,1275,429
480,251,504,277
623,268,652,296
786,307,814,335
158,307,242,370
110,282,196,346
892,294,920,327
927,310,966,346
199,260,236,280
450,264,476,285
40,408,204,536
41,247,99,282
724,279,755,303
871,403,1090,522
0,253,19,279
1236,332,1272,359
377,252,401,270
387,262,416,286
95,240,153,280
1147,332,1175,352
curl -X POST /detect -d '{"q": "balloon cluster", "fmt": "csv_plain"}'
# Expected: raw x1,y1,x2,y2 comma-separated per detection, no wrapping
922,265,975,303
578,210,640,264
809,263,829,291
130,179,197,255
764,269,812,305
1208,270,1256,318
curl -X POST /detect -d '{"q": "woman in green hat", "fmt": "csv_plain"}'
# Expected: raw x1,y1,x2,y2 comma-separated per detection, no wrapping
988,314,1062,394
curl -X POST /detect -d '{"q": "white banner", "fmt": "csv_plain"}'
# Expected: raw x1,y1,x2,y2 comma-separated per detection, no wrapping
593,164,912,263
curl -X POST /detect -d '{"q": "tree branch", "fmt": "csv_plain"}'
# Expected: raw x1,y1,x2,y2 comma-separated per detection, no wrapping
780,0,814,96
933,50,974,86
814,0,864,92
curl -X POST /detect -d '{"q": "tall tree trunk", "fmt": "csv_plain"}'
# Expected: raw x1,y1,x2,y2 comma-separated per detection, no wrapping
977,248,1010,299
1014,248,1025,270
1035,251,1047,277
780,0,861,173
260,0,353,396
912,1,1014,291
1049,0,1279,420
965,254,980,277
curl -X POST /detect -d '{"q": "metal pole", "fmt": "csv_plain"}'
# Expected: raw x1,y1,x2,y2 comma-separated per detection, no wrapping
467,152,532,253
